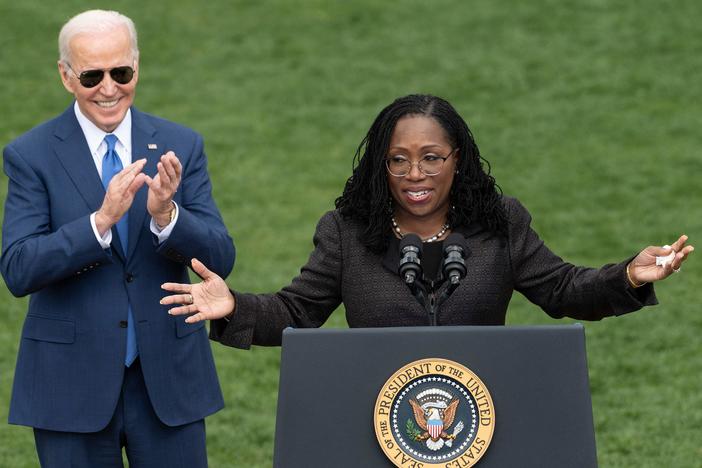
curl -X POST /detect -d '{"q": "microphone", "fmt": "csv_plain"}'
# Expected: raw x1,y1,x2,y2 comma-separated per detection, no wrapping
442,233,468,285
399,234,423,285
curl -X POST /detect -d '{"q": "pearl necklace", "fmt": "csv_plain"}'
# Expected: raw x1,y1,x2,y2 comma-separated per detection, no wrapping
391,216,449,243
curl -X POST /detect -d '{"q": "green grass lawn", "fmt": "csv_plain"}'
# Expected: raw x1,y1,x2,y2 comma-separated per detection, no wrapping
1,1,700,466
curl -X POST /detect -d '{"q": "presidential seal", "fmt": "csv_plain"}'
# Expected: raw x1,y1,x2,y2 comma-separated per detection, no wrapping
374,358,495,467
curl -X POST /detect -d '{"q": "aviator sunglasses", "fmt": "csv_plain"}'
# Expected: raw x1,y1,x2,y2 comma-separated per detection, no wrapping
66,63,135,88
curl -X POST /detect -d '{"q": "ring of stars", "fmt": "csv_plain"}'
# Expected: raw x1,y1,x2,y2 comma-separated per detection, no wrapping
390,376,477,462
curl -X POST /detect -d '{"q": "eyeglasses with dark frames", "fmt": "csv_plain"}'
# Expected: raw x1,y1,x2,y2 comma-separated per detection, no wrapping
65,63,135,88
385,148,457,177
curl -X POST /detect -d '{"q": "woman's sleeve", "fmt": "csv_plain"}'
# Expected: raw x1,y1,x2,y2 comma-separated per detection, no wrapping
507,198,657,320
209,211,343,348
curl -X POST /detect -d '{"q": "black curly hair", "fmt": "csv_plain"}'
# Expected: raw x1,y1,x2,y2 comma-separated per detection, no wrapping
335,94,508,253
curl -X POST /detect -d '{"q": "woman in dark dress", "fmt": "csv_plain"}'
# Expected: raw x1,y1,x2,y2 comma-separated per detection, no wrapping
161,94,693,349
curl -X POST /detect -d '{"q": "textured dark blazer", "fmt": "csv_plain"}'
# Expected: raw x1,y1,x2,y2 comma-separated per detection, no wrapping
211,197,655,349
2,105,235,431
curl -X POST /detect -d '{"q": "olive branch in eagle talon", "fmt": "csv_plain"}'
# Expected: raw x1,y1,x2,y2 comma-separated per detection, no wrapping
406,419,422,440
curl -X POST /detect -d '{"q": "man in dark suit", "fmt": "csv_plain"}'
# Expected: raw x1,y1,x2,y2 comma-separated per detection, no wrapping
1,9,235,467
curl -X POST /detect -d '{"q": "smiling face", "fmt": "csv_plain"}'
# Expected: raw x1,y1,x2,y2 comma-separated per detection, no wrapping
386,115,458,233
59,25,138,132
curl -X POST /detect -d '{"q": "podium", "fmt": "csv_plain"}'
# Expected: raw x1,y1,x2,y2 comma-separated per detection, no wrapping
273,325,598,467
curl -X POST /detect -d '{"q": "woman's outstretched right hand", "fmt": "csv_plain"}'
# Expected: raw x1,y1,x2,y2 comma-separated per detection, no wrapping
161,258,235,323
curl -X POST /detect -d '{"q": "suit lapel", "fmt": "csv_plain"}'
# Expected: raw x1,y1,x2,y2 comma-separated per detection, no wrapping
382,235,401,274
127,108,159,259
52,107,105,214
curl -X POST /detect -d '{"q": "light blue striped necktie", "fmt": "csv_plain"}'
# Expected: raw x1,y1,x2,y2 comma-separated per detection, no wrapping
102,134,138,366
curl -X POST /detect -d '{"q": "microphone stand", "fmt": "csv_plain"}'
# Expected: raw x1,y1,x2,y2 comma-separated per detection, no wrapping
429,281,457,326
399,233,467,326
407,279,456,326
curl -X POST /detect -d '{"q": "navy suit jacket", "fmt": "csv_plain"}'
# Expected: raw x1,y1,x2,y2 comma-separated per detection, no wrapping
1,105,235,432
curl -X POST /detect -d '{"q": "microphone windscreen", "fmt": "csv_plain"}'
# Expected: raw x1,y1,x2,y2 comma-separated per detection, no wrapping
399,233,423,253
443,233,470,258
443,233,466,248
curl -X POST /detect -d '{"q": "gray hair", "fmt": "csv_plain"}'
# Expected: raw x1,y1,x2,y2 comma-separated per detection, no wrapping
58,10,139,65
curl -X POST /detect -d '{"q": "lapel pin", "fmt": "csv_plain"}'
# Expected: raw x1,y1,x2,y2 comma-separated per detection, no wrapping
148,143,158,150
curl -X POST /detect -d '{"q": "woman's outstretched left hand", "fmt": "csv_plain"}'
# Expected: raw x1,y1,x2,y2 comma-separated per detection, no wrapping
628,234,694,286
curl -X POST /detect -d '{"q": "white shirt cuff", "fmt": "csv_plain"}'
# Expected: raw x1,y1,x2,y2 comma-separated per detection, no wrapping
90,212,112,249
150,202,179,244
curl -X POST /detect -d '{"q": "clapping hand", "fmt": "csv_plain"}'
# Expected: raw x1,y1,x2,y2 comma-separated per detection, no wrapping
145,151,181,227
161,258,235,323
94,159,147,235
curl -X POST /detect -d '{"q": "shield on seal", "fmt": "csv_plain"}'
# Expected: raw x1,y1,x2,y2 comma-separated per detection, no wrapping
427,418,443,439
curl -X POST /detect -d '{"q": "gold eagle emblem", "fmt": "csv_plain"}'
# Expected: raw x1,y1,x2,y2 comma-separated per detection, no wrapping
409,397,462,451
